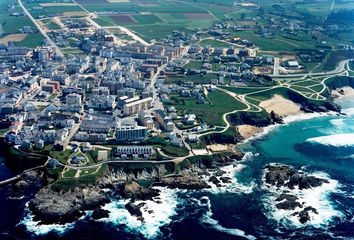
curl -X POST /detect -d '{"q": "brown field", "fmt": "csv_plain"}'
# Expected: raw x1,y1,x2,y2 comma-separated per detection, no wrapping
110,15,136,24
184,13,214,20
0,34,27,44
40,3,77,7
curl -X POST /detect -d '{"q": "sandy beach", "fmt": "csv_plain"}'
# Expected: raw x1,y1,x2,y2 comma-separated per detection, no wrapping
237,125,264,140
260,94,302,117
332,86,354,99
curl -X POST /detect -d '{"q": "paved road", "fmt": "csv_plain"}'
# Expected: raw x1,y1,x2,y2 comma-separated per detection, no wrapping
271,59,351,78
18,0,64,57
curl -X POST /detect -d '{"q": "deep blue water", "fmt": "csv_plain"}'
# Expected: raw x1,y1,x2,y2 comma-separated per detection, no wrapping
1,98,354,240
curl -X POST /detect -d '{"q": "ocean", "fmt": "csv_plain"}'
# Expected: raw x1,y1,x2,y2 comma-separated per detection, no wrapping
1,97,354,240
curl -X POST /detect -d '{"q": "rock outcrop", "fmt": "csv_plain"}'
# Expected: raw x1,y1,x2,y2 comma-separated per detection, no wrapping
29,186,110,224
156,175,210,190
263,164,330,224
121,181,159,201
264,164,329,189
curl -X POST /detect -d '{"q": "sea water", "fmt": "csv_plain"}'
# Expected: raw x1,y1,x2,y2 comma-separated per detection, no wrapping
1,97,354,239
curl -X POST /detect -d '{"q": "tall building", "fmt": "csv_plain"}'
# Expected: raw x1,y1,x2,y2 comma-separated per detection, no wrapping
116,125,148,142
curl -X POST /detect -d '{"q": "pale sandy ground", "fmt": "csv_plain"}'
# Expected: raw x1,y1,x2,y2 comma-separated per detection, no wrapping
237,125,263,140
260,94,302,117
332,86,354,99
0,34,27,44
207,144,228,152
40,3,77,7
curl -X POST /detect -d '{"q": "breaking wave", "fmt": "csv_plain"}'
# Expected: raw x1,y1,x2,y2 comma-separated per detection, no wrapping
262,171,343,228
101,187,178,239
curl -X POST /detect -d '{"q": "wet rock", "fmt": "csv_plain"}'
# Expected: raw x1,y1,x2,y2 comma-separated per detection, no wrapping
91,208,109,220
275,194,298,202
208,176,221,185
156,175,210,190
29,186,110,225
125,202,144,221
220,176,232,183
298,206,318,224
122,181,159,201
276,200,302,210
299,176,328,189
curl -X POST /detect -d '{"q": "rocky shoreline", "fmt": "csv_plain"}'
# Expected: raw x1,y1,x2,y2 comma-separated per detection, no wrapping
263,163,331,224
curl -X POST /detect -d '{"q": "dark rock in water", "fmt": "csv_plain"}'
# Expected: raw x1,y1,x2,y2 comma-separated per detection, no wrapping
299,176,329,189
298,206,318,224
275,194,298,202
288,173,300,189
122,181,159,201
125,202,144,222
215,169,226,177
265,164,293,186
156,175,210,190
209,176,221,186
29,186,110,225
276,200,302,210
264,164,328,190
91,208,109,220
220,176,232,183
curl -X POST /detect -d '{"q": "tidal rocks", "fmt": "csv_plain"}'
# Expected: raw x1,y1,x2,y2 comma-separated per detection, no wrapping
125,202,144,222
91,208,110,220
298,207,318,224
264,164,328,189
157,175,210,190
122,181,159,201
29,186,110,225
275,194,302,210
209,176,221,186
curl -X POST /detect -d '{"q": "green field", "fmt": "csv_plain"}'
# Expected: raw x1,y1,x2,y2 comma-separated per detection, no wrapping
0,0,44,47
172,90,247,126
166,73,219,85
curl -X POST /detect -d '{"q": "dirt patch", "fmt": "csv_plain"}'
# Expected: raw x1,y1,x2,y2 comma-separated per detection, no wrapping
237,125,263,140
253,66,272,74
0,34,27,44
184,13,214,20
260,94,302,117
110,15,136,24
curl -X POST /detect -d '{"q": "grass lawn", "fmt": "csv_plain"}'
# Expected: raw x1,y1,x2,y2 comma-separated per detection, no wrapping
166,73,218,85
184,60,203,70
199,39,233,48
160,145,189,157
173,90,247,126
49,149,74,163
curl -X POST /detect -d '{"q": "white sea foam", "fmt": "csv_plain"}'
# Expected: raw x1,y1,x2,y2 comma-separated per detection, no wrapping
19,203,76,235
202,164,256,194
101,187,178,239
198,196,256,240
342,107,354,115
263,171,343,228
306,133,354,147
329,118,345,128
283,112,329,124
